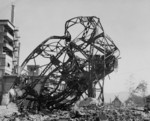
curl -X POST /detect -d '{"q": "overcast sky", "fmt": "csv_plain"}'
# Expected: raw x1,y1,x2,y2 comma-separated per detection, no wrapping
0,0,150,93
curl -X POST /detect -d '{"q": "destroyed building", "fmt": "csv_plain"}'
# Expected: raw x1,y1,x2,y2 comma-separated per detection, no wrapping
0,7,120,112
0,20,20,76
10,16,120,112
0,19,20,99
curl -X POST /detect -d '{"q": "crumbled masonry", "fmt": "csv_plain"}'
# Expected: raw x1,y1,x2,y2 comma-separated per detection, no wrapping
0,102,150,121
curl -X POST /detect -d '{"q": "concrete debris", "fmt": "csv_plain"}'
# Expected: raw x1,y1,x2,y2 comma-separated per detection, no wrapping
1,93,10,107
0,102,150,121
0,103,19,119
78,97,100,107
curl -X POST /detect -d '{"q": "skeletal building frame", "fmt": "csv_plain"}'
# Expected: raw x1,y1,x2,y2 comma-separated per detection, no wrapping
13,16,120,111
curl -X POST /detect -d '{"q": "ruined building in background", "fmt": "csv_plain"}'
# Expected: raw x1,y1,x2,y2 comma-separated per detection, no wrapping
0,20,20,77
112,96,122,108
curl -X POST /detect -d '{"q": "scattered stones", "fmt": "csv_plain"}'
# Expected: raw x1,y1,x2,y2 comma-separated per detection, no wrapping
0,102,150,121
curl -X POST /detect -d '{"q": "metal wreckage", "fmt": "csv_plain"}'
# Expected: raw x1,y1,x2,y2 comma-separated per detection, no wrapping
12,16,120,112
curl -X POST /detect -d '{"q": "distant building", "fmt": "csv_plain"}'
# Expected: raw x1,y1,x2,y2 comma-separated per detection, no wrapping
112,96,122,107
0,20,20,77
125,99,135,107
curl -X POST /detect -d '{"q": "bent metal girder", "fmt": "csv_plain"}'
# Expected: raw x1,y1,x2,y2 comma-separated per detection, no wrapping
14,16,120,111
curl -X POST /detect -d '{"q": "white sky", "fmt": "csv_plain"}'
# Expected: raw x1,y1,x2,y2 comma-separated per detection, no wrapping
0,0,150,93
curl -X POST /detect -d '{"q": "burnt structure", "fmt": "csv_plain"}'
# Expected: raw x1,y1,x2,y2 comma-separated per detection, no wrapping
0,20,20,77
13,16,120,111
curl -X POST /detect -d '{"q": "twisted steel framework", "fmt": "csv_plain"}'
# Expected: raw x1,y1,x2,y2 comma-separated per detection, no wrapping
13,16,120,111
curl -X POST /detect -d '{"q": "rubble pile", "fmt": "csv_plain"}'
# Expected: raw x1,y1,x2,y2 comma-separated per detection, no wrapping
0,101,150,121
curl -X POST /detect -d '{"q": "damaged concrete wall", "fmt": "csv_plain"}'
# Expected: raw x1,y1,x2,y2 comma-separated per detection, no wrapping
0,76,16,104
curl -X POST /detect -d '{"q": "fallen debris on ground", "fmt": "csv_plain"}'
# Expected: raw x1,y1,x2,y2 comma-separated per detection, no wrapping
0,102,150,121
